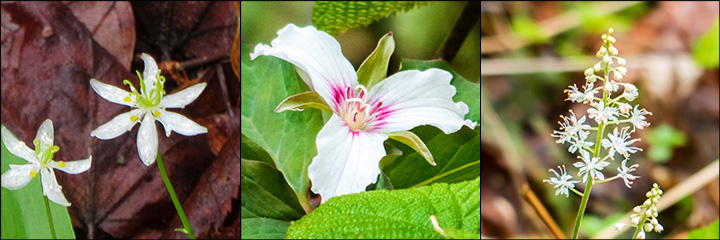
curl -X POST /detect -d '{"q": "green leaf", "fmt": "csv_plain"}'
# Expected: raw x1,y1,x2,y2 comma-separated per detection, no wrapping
357,32,395,89
687,218,719,239
1,136,76,239
387,130,435,166
241,134,305,221
399,59,479,124
274,91,333,113
241,218,291,239
692,18,719,68
286,177,479,239
645,124,687,163
312,1,429,36
382,125,479,189
241,42,324,211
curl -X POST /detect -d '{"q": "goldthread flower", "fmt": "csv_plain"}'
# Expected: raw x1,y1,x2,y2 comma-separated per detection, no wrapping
250,24,476,203
1,119,92,206
90,53,208,166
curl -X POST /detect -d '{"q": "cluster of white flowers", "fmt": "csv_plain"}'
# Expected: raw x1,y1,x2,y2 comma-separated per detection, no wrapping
614,183,664,239
545,28,652,197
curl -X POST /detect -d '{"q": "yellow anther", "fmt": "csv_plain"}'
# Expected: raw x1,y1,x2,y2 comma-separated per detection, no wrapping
30,171,37,178
124,96,132,102
57,162,66,168
130,115,138,121
153,111,161,117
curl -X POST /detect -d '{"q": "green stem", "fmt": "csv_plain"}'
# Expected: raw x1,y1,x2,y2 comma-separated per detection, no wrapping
156,152,196,239
571,177,594,239
43,194,56,239
631,213,647,239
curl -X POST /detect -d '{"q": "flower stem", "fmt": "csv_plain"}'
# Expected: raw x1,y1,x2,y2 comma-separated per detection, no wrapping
631,214,648,239
43,195,56,239
571,177,594,239
156,152,196,239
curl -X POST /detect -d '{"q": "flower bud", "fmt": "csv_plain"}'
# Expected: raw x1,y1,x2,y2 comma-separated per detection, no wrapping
608,28,614,34
633,206,642,213
655,224,664,233
617,57,626,66
638,230,645,239
646,191,652,198
617,66,627,75
646,209,652,217
597,47,607,58
614,70,623,80
608,36,616,43
644,223,653,232
594,62,602,72
609,45,619,56
632,216,640,225
651,217,658,225
585,68,594,76
653,183,658,188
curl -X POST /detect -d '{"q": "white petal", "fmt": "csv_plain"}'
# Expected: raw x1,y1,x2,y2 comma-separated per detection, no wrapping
366,69,474,134
91,109,144,140
53,156,92,174
90,78,135,107
1,164,36,190
1,126,38,164
35,119,54,147
250,24,357,111
141,53,159,95
137,113,159,166
159,82,207,108
41,168,70,206
308,115,388,203
156,110,207,137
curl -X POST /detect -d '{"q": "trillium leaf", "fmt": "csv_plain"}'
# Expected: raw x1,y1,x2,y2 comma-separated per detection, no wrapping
241,41,324,212
241,218,291,239
1,137,75,239
274,91,333,113
286,177,479,239
312,1,430,36
386,130,435,166
357,32,395,90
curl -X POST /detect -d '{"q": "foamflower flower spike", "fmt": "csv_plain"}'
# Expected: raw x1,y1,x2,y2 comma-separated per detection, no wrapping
90,53,208,166
251,24,476,203
1,119,92,206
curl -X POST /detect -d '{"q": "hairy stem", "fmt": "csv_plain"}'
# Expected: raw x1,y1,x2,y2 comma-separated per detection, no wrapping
156,152,196,239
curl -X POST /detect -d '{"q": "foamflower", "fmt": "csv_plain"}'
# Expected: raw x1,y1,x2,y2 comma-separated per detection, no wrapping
90,53,208,166
1,119,92,206
251,24,476,202
617,159,640,188
573,150,609,182
543,165,579,197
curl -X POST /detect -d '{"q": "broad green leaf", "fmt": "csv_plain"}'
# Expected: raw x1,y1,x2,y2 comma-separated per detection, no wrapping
274,91,332,113
241,134,305,221
382,125,479,189
687,219,719,239
241,218,291,239
387,130,435,166
312,1,429,36
286,177,479,239
399,59,479,124
692,18,719,68
1,137,76,239
241,42,324,212
357,32,395,89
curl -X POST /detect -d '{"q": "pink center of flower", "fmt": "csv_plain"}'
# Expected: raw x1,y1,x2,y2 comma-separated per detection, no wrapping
340,85,374,131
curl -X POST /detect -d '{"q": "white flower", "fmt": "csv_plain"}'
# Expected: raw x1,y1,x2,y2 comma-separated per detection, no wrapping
89,53,208,166
587,101,619,124
617,159,640,188
637,230,645,239
251,24,475,203
629,105,652,130
1,119,92,206
613,223,629,231
601,127,642,160
543,165,580,197
621,83,638,101
617,102,632,115
573,151,609,182
565,83,597,104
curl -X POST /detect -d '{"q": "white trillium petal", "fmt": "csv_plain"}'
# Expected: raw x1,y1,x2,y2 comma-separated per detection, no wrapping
141,53,159,95
35,119,54,147
53,157,92,174
90,79,135,107
137,113,159,166
1,127,38,164
159,83,207,108
1,164,36,190
250,24,357,111
156,110,208,137
41,168,70,206
366,69,475,134
91,109,144,140
308,115,388,203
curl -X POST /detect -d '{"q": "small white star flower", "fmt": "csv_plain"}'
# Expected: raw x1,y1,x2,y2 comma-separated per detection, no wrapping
617,159,640,188
629,105,652,130
573,151,609,182
565,83,597,104
587,101,619,124
1,119,92,206
543,165,580,197
90,53,208,166
601,127,642,160
621,83,638,101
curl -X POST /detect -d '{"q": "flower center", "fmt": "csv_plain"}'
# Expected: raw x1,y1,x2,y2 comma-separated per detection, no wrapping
33,139,59,167
341,85,371,131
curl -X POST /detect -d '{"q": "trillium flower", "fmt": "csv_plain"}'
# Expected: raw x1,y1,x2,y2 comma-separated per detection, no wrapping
1,119,92,206
251,24,476,202
90,53,208,166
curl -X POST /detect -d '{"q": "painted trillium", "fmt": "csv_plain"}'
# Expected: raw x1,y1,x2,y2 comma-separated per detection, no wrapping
90,53,208,166
250,24,476,203
1,119,92,206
